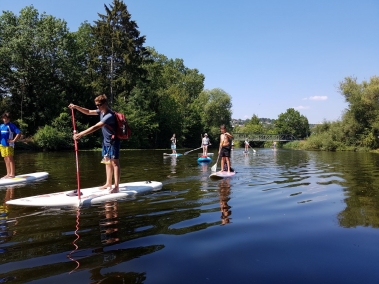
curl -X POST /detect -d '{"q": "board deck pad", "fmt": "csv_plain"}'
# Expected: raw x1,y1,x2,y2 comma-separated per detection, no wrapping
0,172,49,187
209,171,236,179
6,181,163,207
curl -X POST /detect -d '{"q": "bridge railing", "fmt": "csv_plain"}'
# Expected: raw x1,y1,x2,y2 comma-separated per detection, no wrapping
232,133,297,142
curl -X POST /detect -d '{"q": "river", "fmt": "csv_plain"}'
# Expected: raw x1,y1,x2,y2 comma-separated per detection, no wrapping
0,148,379,283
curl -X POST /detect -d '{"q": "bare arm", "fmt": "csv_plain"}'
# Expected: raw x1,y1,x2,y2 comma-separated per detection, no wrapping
9,133,21,143
219,134,224,152
68,103,98,115
73,121,105,140
224,132,233,139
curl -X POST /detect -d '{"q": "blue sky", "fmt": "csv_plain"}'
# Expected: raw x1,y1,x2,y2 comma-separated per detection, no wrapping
2,0,378,123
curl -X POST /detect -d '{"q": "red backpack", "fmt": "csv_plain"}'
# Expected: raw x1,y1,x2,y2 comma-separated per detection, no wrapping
107,111,131,140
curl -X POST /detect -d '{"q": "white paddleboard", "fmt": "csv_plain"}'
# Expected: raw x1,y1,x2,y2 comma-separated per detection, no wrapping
163,153,182,157
209,171,236,179
0,172,49,187
6,181,162,207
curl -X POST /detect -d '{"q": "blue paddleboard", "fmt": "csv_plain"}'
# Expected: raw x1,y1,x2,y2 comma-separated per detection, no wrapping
197,156,212,163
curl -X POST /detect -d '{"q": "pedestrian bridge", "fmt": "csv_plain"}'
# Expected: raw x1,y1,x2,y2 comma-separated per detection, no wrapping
232,133,297,142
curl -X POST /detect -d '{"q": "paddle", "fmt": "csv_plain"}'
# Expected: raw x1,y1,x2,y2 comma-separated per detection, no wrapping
211,136,224,172
184,146,203,155
211,154,219,172
248,144,257,153
71,109,81,198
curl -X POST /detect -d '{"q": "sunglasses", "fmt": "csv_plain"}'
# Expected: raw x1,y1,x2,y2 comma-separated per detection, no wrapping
95,103,103,107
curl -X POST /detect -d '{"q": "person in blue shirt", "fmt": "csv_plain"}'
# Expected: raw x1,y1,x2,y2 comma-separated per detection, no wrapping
68,94,121,193
0,112,21,179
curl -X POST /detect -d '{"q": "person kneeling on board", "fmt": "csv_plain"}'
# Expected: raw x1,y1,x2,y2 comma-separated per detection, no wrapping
69,94,121,193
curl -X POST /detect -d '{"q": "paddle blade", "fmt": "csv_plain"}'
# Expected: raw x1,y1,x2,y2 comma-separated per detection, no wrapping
211,163,217,172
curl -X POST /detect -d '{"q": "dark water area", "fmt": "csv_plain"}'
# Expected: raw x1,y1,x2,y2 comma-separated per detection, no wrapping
1,148,379,283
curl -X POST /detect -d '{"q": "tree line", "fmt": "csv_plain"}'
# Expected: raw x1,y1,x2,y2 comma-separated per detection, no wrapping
1,1,377,152
234,75,379,151
0,1,232,150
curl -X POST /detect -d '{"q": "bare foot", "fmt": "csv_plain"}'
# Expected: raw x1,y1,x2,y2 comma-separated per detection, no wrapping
99,184,111,190
109,187,119,194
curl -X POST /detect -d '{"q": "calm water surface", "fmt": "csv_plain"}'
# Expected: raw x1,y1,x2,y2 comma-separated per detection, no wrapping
1,148,379,283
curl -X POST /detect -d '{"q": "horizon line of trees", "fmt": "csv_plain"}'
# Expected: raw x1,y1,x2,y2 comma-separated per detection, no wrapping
0,1,232,150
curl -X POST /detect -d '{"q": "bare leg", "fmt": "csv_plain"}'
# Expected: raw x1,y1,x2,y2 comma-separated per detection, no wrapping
9,156,15,177
99,163,113,189
220,157,225,172
109,159,120,193
226,158,231,173
4,156,12,177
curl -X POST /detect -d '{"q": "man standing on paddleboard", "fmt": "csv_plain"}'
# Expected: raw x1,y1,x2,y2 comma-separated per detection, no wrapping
218,124,233,173
68,94,121,193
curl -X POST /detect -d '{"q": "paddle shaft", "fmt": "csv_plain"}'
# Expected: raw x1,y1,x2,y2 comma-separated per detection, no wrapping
71,108,81,198
184,146,203,155
248,144,256,152
212,133,226,171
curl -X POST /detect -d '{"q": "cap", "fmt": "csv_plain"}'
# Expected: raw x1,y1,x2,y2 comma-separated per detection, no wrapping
204,133,208,136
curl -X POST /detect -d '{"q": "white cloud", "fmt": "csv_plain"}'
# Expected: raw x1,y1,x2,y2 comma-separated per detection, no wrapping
294,105,310,110
302,97,308,100
309,96,328,101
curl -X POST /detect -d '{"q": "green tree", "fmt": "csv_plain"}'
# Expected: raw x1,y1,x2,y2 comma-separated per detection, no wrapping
127,48,204,148
198,88,233,141
339,76,379,143
90,0,150,104
0,6,90,135
275,108,309,138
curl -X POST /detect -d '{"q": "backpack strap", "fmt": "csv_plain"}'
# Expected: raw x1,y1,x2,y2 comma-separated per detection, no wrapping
104,110,116,139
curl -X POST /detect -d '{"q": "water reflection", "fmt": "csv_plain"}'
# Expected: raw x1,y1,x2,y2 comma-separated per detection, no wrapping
2,150,379,283
219,179,232,225
99,201,120,246
67,208,81,273
0,187,17,283
163,155,178,176
0,187,16,245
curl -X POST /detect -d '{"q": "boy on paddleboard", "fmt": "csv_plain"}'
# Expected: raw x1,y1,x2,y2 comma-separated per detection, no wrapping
170,134,177,154
0,113,21,179
201,133,210,156
69,94,121,193
218,124,233,173
244,139,249,152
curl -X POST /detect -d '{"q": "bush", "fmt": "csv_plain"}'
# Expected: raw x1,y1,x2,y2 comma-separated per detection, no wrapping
33,125,71,150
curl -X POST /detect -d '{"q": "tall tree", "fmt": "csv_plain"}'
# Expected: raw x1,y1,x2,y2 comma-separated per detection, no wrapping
90,0,150,104
275,108,309,138
198,88,233,141
339,76,379,137
0,6,80,135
